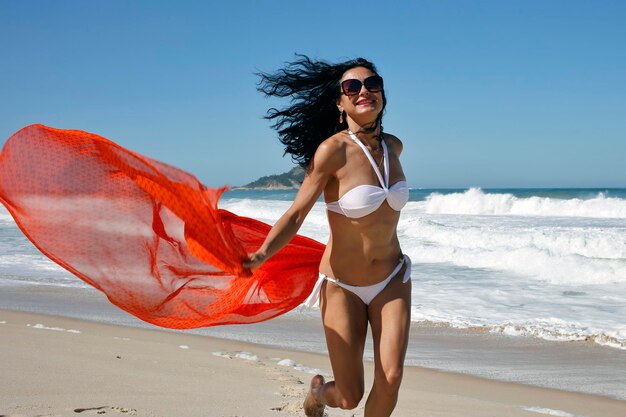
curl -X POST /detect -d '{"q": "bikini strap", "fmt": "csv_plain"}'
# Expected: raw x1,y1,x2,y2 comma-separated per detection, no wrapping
347,130,388,189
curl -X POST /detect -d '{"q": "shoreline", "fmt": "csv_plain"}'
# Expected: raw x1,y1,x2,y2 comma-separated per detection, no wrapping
2,309,625,417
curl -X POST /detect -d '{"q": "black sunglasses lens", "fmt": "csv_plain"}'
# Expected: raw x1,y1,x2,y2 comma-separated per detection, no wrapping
364,76,383,92
341,79,363,95
341,76,383,95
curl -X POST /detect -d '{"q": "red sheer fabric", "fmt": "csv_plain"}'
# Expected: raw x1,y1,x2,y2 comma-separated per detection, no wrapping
0,124,324,328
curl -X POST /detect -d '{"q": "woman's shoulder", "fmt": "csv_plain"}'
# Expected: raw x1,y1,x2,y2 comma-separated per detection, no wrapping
316,132,351,157
310,132,349,173
383,132,404,154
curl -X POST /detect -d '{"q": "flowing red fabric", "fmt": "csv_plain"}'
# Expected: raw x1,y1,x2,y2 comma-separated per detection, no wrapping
0,124,324,329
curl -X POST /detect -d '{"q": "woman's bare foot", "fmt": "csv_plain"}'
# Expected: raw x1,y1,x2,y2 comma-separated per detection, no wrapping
303,374,325,417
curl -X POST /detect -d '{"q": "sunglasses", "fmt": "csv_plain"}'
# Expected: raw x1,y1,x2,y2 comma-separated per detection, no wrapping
340,75,384,96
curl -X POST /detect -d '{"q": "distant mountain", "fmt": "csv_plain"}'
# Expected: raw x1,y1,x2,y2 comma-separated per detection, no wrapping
238,166,305,190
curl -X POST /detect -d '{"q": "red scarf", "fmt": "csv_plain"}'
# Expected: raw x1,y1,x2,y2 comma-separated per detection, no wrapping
0,124,324,328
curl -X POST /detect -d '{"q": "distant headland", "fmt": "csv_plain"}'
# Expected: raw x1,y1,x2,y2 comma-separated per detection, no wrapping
235,167,305,190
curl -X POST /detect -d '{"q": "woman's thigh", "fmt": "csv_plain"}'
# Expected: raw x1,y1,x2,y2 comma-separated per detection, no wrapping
320,280,369,398
367,271,412,384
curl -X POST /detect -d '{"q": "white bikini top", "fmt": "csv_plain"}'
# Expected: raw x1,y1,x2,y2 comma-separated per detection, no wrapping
326,131,409,219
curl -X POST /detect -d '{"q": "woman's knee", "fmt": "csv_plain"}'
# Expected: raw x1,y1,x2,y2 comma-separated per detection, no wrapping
376,366,404,395
336,385,364,410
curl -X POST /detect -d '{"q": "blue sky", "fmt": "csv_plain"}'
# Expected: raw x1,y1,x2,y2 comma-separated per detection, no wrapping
1,0,624,188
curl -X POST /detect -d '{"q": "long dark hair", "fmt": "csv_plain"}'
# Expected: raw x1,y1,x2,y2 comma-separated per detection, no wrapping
257,55,387,168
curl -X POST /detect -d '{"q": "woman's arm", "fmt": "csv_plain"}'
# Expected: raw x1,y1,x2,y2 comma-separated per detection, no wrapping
243,139,343,269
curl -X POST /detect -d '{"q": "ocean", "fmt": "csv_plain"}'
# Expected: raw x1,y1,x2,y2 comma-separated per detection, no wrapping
219,187,626,348
1,187,626,399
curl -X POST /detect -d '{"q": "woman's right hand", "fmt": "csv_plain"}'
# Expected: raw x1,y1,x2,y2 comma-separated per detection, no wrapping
242,251,267,270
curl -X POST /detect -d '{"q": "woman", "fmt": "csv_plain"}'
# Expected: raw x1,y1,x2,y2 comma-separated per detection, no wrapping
244,56,411,417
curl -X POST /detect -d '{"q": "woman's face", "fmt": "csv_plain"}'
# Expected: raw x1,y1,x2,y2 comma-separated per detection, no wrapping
337,66,384,123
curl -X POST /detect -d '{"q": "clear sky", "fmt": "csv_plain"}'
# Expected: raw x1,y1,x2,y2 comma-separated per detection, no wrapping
1,0,625,188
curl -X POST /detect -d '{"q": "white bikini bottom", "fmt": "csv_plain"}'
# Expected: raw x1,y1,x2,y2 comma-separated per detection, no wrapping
303,255,412,307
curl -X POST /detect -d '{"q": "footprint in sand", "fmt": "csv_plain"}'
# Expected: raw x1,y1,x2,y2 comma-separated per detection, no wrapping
74,406,137,415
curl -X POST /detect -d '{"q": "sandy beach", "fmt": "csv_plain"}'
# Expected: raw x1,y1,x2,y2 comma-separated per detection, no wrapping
1,309,624,417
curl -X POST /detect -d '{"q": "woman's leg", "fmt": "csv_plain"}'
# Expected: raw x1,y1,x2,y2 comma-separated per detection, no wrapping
304,280,369,415
365,271,412,417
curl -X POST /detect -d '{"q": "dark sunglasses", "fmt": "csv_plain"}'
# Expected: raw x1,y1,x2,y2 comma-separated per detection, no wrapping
340,75,384,96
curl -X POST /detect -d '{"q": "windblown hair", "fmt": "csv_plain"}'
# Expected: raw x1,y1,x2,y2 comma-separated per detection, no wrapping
257,55,386,168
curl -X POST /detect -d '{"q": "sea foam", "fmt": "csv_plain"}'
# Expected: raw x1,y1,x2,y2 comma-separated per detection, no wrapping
422,188,626,218
399,214,626,285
